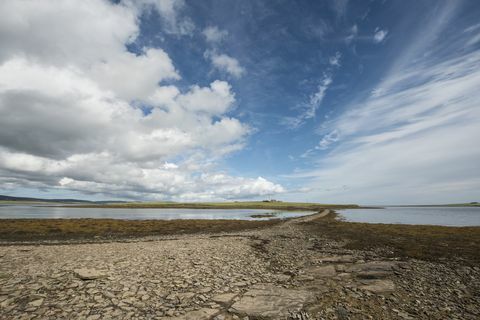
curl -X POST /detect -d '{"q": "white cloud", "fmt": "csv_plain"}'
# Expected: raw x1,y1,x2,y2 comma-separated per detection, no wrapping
90,48,180,101
317,130,339,150
331,0,349,18
345,24,358,43
373,28,388,43
123,0,194,36
0,150,284,201
178,81,236,114
465,23,480,46
285,74,333,129
346,25,389,44
0,0,138,65
207,52,245,78
288,2,480,204
203,26,228,43
307,76,332,117
0,0,283,200
329,52,342,67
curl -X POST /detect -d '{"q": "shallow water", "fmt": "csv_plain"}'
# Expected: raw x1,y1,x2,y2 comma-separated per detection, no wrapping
0,205,315,221
339,206,480,226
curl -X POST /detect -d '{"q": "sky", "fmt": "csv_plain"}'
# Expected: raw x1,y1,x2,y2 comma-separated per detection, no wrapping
0,0,479,205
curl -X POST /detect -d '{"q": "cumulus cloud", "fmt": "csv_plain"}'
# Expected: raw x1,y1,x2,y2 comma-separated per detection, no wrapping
178,81,236,114
0,150,284,201
206,51,245,78
0,0,283,200
90,48,180,101
0,0,138,65
203,26,228,43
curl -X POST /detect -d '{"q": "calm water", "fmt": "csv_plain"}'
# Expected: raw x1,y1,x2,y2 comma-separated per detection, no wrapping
339,206,480,226
0,205,315,221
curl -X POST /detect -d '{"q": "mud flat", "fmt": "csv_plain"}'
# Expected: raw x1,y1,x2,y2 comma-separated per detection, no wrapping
0,210,479,319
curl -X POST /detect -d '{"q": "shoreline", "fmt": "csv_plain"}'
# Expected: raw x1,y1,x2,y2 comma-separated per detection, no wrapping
54,201,360,210
0,210,479,264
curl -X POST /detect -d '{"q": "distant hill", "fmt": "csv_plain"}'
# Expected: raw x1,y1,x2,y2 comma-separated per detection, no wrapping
0,195,126,204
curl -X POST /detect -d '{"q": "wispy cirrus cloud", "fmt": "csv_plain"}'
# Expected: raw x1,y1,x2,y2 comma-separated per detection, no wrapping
373,28,388,43
288,2,480,204
282,52,341,129
281,74,332,129
331,0,349,19
123,0,195,36
345,25,388,44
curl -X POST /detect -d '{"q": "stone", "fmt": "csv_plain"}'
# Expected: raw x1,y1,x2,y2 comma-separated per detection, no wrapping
274,274,291,283
320,255,355,263
303,265,336,278
229,284,314,319
359,280,395,293
348,261,397,273
198,287,212,293
28,298,44,307
357,271,391,279
212,293,237,306
336,306,349,320
232,281,248,287
177,292,195,302
172,308,219,320
73,269,107,280
296,275,315,282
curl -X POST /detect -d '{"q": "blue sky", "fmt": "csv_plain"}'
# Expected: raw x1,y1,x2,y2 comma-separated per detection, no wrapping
0,0,479,204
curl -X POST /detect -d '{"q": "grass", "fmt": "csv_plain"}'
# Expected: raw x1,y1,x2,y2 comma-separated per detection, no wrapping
0,218,281,242
305,212,480,265
0,200,53,205
69,201,359,210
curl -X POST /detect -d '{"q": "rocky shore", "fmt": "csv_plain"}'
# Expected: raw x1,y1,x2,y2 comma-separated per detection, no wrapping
1,211,479,319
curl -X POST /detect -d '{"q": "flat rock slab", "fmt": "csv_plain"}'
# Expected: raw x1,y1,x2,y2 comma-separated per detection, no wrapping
347,261,397,273
303,265,337,278
212,293,237,305
357,270,391,279
73,268,107,280
359,279,395,293
230,284,315,319
28,298,44,307
172,308,219,320
319,255,356,263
